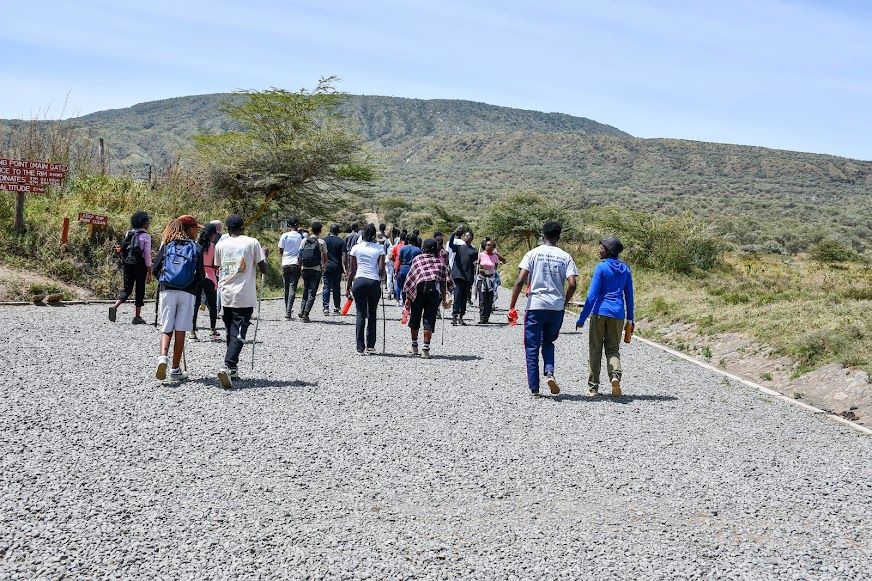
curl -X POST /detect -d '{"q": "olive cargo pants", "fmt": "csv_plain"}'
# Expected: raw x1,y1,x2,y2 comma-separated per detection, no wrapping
588,314,623,388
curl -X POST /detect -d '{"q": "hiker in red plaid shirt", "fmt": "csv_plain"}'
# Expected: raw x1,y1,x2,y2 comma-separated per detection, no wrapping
402,238,453,358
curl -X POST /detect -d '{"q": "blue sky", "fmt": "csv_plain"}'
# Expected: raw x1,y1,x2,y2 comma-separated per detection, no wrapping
2,0,870,159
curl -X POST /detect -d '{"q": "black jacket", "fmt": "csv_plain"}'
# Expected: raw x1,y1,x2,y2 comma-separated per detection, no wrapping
449,234,477,283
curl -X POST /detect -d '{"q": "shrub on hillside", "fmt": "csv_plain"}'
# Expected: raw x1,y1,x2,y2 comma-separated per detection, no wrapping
591,207,724,274
482,192,573,250
809,239,857,263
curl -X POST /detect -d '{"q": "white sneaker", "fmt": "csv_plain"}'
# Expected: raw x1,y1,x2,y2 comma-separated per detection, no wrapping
366,347,377,354
218,367,233,389
407,345,419,356
155,355,169,380
169,368,188,381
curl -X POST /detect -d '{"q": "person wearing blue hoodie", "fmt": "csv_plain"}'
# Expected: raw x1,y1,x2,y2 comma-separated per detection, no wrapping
575,237,634,397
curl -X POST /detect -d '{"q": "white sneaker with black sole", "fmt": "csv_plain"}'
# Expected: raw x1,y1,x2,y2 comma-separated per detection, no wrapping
155,355,169,380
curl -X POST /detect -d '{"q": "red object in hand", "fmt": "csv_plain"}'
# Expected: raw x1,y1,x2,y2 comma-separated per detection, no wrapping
400,304,410,326
341,297,354,316
507,308,519,327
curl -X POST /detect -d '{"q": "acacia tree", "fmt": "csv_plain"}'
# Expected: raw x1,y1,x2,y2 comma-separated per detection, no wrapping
483,191,572,250
194,77,376,225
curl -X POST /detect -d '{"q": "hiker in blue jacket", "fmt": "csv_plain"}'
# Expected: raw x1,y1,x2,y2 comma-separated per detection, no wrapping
575,237,634,397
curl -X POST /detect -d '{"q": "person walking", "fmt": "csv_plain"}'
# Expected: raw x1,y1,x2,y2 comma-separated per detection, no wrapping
298,220,328,322
214,214,268,388
449,226,478,326
192,222,221,341
402,238,453,358
390,231,407,304
343,223,360,275
322,223,346,316
508,221,578,398
396,235,422,304
346,223,386,355
278,217,305,320
433,231,450,267
110,211,153,324
477,239,506,324
575,237,635,397
153,216,205,382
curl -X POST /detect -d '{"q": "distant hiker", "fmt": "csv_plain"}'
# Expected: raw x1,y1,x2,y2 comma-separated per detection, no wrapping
449,226,478,326
298,220,328,322
377,225,394,298
433,231,449,267
344,223,360,275
575,237,635,397
322,223,346,316
214,214,268,388
110,211,152,324
396,234,422,304
476,239,506,324
509,221,578,397
192,222,221,341
403,238,453,358
346,223,386,355
278,217,305,320
390,231,408,304
153,216,205,382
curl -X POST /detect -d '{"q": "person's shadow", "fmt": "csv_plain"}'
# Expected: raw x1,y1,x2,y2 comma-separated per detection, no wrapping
231,379,318,391
551,393,678,404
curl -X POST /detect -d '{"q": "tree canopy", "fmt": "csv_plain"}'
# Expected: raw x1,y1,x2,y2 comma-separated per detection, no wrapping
194,77,376,225
482,192,572,250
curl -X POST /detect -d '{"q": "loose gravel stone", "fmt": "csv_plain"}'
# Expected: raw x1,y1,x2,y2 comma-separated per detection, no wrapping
1,297,870,579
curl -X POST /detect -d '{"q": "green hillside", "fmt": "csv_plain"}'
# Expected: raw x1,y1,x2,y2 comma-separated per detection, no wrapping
1,93,870,251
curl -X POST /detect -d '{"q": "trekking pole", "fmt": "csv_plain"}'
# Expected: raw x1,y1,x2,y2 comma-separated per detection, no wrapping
440,306,445,346
153,285,160,327
381,287,386,354
182,340,187,373
250,273,264,370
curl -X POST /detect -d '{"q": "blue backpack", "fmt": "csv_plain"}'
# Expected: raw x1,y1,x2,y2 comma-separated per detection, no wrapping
160,240,200,289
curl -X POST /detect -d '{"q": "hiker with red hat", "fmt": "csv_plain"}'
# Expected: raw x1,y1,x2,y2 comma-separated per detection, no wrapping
575,237,635,397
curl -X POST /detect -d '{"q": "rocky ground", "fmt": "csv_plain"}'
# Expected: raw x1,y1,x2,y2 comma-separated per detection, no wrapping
2,295,870,579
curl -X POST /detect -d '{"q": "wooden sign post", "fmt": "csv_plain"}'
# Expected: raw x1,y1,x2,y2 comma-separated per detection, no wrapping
78,212,109,240
0,158,68,234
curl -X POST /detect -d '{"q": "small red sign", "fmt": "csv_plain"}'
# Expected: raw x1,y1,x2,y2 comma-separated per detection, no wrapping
78,212,109,226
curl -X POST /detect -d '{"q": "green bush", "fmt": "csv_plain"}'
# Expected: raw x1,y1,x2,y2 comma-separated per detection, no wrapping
809,239,857,263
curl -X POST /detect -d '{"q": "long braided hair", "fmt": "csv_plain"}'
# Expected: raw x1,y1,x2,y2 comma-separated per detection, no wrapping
161,219,190,246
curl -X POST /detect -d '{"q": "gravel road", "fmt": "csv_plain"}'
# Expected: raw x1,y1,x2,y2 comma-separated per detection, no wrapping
2,295,870,579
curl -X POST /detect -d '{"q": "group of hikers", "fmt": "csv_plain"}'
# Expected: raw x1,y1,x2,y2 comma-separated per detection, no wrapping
110,212,634,396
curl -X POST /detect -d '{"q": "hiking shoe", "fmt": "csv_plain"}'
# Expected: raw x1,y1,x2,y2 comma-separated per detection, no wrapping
458,319,467,326
451,316,458,326
209,331,221,341
587,385,599,397
530,390,541,399
302,314,311,323
190,330,200,342
108,306,117,322
407,345,419,356
356,349,368,356
333,308,340,315
611,377,622,398
421,349,431,359
298,311,305,319
366,347,377,354
284,314,293,321
218,367,233,389
545,372,560,395
169,368,188,381
131,315,146,325
155,356,169,380
323,308,330,316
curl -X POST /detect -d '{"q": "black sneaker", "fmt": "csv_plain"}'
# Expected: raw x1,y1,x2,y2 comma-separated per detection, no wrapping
323,308,330,316
333,308,340,315
458,319,467,326
131,316,146,325
302,314,311,323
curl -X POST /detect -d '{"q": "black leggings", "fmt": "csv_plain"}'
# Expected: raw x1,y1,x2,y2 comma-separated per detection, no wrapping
193,278,218,331
352,277,381,351
118,264,147,307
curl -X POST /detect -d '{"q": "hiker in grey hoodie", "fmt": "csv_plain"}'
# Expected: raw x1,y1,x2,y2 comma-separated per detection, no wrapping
575,237,635,397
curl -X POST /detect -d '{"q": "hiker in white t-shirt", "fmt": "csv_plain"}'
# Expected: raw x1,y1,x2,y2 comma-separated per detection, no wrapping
509,221,578,398
346,223,386,355
278,216,305,320
214,214,268,389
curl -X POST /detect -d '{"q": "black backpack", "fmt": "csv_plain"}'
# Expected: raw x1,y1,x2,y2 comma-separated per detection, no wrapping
121,229,144,266
300,236,322,268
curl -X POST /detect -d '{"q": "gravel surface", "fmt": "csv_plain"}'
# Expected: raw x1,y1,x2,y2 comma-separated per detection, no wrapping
2,295,870,579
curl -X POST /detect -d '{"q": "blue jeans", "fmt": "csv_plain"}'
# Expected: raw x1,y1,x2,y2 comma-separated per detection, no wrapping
322,268,342,310
395,265,411,302
523,309,564,393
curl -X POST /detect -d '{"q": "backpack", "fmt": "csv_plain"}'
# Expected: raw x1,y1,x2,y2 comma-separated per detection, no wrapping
159,240,200,289
300,236,322,268
121,229,144,266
